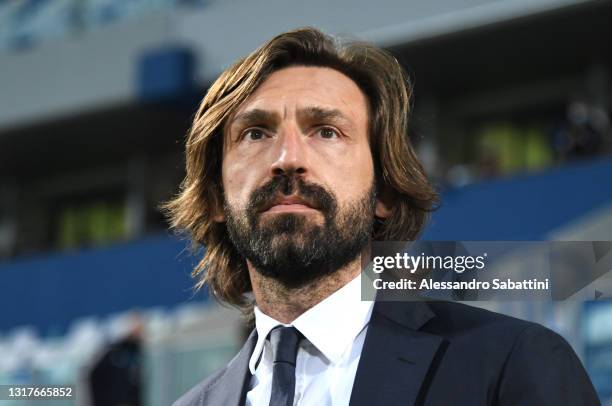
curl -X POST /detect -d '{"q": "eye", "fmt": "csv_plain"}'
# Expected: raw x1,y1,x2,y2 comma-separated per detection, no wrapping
242,128,266,141
317,127,339,139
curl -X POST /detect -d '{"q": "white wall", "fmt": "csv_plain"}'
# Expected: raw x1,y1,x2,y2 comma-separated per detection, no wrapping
0,13,172,129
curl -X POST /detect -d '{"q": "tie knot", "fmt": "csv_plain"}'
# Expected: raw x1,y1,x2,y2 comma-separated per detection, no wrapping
269,326,302,365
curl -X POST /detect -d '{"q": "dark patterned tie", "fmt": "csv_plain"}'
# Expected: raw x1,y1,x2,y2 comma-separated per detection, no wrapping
268,326,302,406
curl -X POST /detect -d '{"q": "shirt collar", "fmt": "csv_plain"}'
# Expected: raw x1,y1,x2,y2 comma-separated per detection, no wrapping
248,274,373,374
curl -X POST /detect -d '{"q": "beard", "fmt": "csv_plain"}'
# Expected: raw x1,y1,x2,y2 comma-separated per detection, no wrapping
225,175,376,288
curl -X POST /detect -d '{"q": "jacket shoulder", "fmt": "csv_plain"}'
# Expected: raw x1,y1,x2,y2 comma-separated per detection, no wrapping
425,301,599,403
171,330,257,406
172,367,227,406
496,311,600,404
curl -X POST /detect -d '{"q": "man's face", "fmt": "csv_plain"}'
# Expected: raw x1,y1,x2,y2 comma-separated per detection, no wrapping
220,66,377,286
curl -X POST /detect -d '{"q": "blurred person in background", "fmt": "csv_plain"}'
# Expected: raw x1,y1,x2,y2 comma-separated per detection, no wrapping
88,314,144,406
165,28,599,406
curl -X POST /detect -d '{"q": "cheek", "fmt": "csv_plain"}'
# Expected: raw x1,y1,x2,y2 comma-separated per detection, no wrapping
319,146,375,200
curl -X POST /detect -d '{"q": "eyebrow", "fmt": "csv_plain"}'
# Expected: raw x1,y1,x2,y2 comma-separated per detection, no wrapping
230,106,353,130
230,108,279,129
296,106,352,127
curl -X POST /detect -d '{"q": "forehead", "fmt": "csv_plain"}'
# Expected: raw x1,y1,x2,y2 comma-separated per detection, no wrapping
230,66,368,122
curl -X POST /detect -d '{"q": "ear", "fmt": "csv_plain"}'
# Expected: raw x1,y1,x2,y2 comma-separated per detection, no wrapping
374,185,394,219
211,197,226,223
211,182,226,223
212,211,225,223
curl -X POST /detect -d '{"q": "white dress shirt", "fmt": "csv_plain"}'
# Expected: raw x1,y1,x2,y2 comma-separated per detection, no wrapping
245,274,374,406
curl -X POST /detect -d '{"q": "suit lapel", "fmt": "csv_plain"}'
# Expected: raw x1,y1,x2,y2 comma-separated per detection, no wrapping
349,300,446,406
203,329,257,406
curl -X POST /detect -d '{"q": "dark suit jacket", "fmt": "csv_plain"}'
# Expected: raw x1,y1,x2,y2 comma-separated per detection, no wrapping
173,300,600,406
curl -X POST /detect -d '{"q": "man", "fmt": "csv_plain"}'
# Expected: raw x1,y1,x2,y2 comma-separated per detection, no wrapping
89,315,143,406
167,28,599,405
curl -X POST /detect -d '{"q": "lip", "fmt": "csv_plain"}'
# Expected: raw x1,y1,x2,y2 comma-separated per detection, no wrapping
265,204,317,213
262,196,318,213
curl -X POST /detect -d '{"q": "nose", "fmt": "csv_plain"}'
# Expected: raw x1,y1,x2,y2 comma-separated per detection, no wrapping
270,123,308,177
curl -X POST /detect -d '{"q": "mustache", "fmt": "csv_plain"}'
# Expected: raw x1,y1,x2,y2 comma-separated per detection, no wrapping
247,175,336,215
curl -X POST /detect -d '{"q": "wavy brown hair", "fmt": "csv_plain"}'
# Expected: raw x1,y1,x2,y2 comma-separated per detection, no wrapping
164,27,438,308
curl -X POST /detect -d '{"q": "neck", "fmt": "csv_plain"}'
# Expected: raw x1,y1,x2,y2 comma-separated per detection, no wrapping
248,255,363,324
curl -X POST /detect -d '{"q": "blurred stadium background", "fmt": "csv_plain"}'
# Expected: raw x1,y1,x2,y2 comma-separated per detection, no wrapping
0,0,611,404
